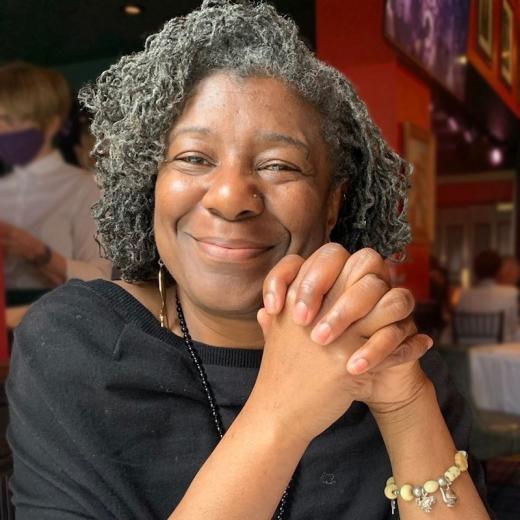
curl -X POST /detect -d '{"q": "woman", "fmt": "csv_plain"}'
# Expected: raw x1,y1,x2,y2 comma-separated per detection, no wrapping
7,1,491,519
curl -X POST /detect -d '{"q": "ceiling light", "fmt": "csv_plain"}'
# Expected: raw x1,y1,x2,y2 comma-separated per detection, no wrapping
124,4,143,15
489,147,503,166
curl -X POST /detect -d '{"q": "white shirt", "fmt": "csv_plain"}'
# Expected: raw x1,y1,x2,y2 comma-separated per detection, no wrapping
0,151,112,289
456,279,520,343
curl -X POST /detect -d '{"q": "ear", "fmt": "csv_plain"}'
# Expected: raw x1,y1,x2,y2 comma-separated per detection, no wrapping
325,181,346,237
43,115,62,143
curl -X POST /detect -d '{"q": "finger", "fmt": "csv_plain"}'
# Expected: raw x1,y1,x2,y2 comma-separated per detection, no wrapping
353,287,415,338
371,334,434,371
263,255,305,314
346,318,418,374
291,243,350,325
339,248,391,288
310,273,390,345
257,307,272,335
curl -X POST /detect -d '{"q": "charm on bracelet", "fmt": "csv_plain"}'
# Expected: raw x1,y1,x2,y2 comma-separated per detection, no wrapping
440,483,458,507
415,488,436,513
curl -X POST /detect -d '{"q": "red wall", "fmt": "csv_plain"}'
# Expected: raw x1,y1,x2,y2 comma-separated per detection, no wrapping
438,179,514,207
316,0,431,300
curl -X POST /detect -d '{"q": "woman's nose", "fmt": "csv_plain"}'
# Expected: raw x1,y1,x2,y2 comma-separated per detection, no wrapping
201,163,263,221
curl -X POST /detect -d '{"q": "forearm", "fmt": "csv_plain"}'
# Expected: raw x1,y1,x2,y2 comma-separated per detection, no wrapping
168,399,308,520
6,305,30,329
372,380,490,519
38,249,67,285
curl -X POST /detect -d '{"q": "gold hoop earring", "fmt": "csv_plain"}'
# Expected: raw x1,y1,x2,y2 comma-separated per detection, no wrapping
158,259,169,329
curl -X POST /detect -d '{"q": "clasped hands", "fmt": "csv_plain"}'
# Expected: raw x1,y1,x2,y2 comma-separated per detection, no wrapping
251,244,433,443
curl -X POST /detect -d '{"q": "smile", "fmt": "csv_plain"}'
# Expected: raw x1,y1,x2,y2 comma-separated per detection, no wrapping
191,236,274,262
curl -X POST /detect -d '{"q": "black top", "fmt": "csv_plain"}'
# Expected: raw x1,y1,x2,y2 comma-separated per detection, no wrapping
7,279,488,520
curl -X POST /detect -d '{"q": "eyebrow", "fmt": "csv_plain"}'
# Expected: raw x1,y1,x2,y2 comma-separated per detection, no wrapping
169,126,212,141
169,127,311,157
258,132,310,157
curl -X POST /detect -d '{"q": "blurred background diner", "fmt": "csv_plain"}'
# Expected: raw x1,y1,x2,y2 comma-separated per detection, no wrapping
0,1,519,518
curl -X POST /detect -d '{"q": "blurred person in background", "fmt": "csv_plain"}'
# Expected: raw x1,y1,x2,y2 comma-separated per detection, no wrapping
73,111,97,172
456,250,519,342
496,255,520,288
0,62,111,328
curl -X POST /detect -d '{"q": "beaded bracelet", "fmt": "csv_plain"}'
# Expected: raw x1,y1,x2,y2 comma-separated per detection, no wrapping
384,450,469,514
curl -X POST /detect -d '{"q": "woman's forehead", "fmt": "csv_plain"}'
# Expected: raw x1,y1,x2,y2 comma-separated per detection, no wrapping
171,72,323,142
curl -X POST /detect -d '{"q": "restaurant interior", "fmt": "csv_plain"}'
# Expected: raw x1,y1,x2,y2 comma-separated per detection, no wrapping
1,0,520,518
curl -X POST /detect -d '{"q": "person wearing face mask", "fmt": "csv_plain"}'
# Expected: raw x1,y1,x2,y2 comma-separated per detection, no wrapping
0,62,111,322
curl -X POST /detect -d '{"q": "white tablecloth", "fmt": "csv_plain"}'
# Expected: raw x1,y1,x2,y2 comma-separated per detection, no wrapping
469,343,520,415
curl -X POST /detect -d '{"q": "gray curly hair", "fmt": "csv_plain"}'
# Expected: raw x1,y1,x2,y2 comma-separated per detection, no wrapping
79,0,411,282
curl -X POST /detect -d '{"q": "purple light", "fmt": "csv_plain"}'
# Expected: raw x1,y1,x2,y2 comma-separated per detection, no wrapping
447,117,459,132
489,148,503,166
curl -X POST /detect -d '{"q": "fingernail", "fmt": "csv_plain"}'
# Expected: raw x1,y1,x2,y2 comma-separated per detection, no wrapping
311,322,332,344
293,301,309,325
348,357,368,374
426,337,434,349
264,293,276,313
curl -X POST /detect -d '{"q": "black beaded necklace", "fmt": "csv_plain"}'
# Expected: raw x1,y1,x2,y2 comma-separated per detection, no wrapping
174,293,290,519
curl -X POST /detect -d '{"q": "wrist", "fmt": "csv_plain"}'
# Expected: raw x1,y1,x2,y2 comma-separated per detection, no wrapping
370,374,435,431
241,392,313,452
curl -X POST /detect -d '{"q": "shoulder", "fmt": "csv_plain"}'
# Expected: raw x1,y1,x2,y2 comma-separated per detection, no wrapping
113,279,162,319
55,161,99,196
14,280,126,369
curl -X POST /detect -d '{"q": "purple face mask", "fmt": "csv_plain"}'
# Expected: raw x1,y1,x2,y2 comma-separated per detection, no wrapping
0,128,44,168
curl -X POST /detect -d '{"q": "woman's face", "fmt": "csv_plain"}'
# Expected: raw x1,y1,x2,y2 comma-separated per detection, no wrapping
154,72,342,317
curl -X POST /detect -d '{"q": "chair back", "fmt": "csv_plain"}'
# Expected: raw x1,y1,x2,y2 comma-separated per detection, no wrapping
452,311,505,346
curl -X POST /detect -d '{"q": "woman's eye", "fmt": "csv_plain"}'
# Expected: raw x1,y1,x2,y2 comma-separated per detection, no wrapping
179,155,210,166
262,163,298,172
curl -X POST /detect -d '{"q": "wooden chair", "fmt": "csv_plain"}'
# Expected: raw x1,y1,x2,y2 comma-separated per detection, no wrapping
452,311,505,346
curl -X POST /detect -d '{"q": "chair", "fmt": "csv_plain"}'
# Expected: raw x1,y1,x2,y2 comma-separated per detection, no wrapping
437,345,520,461
413,300,444,343
452,311,504,346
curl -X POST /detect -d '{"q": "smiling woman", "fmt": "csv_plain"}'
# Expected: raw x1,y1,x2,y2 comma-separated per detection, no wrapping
6,1,493,520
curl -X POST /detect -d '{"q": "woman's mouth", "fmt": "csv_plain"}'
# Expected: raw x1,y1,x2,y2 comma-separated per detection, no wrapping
191,236,274,262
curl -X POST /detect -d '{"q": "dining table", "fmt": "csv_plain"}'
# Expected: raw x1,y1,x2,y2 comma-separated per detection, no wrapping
469,342,520,416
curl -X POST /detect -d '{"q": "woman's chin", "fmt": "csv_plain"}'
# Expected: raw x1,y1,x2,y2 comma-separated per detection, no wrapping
184,281,265,318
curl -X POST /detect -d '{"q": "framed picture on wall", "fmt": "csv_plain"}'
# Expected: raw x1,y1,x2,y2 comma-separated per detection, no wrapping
478,0,494,59
501,1,514,85
403,123,436,244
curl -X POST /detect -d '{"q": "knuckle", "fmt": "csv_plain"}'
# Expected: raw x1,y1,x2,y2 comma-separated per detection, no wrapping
394,341,412,364
297,278,317,298
361,273,389,292
321,242,347,257
386,288,414,317
386,323,406,343
356,247,383,268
